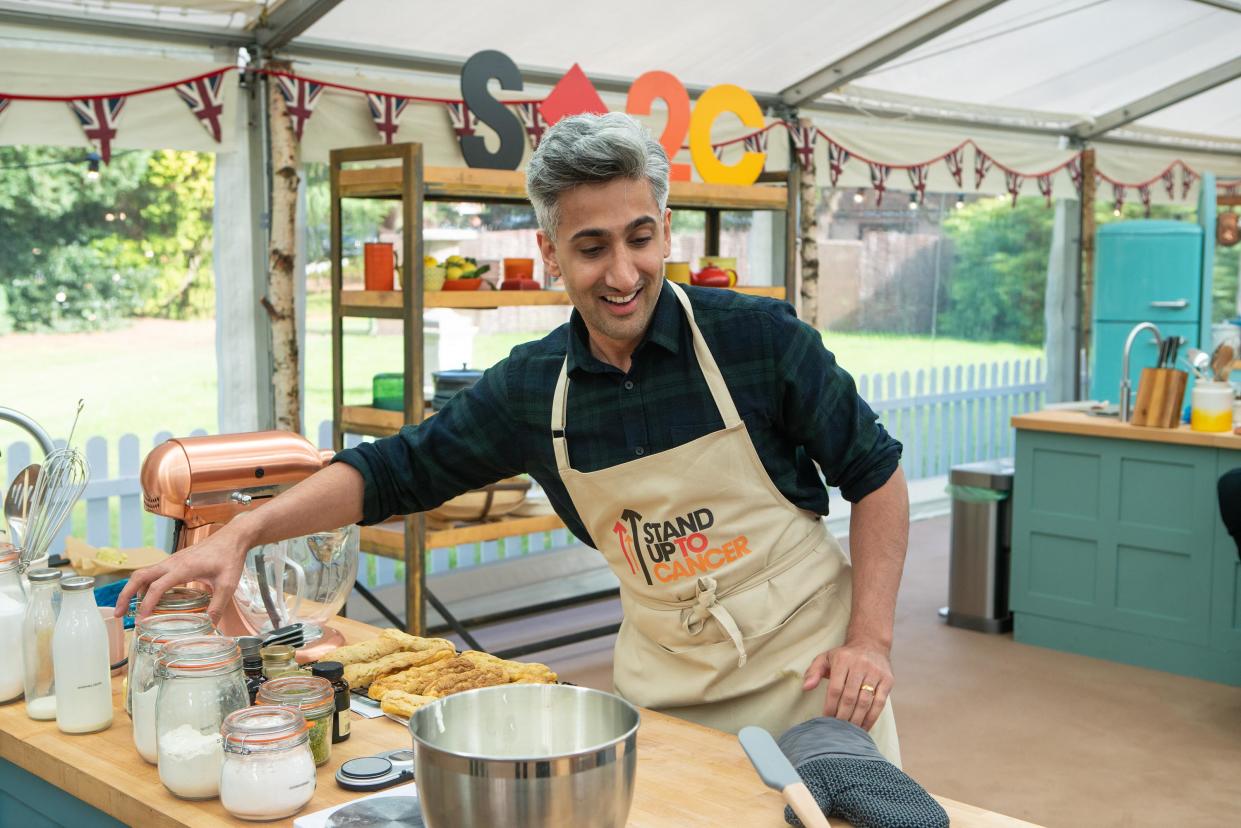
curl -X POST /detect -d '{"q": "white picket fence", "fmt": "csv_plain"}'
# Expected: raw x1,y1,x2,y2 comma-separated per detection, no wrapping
2,358,1045,584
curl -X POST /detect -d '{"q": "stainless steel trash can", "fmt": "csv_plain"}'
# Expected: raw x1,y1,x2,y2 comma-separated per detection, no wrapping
945,459,1014,633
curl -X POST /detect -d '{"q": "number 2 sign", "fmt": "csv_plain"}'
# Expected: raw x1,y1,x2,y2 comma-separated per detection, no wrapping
459,52,769,186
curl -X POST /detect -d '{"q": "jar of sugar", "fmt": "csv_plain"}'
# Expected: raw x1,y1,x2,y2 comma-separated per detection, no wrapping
129,614,217,764
220,705,316,821
155,636,249,800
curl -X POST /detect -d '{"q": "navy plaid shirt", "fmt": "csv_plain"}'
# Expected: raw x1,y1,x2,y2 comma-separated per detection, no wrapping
335,283,901,548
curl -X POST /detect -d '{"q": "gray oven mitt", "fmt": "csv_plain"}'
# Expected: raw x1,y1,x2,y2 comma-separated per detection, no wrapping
777,717,948,828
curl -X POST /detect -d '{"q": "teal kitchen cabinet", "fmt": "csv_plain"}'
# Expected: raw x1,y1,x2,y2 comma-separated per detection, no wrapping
1210,450,1241,655
1011,418,1240,685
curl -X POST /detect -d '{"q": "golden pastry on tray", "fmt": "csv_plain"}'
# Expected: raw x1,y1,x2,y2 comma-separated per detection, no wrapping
343,647,454,690
379,690,437,720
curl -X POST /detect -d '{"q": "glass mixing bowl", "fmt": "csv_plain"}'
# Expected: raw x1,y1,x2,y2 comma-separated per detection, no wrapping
234,525,359,642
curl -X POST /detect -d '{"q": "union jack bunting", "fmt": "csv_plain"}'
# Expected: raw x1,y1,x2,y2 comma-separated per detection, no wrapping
1181,166,1197,199
1162,169,1176,200
742,129,769,155
175,71,227,143
445,101,474,139
973,148,992,189
0,97,9,121
1036,173,1054,206
907,164,929,203
1067,157,1083,195
827,141,849,187
786,121,817,171
868,162,892,206
275,75,323,142
712,143,726,161
1004,170,1024,207
366,93,411,145
945,147,964,187
1113,183,1126,214
68,96,126,164
1138,183,1152,217
511,101,546,149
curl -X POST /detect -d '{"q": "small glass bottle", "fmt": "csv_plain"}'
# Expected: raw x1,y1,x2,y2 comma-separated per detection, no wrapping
310,661,351,744
53,575,114,734
220,705,317,821
155,636,249,800
0,551,29,702
22,568,62,720
260,644,300,679
256,676,336,766
239,636,265,703
129,613,217,764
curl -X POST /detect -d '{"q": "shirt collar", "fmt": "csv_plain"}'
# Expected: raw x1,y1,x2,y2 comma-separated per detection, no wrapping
566,280,683,375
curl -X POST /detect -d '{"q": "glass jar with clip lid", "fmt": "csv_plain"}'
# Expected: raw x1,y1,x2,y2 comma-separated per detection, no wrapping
220,705,317,821
129,613,217,763
256,676,336,766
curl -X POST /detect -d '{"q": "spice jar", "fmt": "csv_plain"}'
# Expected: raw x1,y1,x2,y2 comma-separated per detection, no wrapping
256,676,335,766
155,636,249,799
239,636,266,703
22,568,61,720
129,614,217,764
311,661,351,743
124,586,211,713
220,705,317,821
261,644,301,680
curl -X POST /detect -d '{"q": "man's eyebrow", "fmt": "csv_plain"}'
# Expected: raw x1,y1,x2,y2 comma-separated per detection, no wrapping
569,215,657,242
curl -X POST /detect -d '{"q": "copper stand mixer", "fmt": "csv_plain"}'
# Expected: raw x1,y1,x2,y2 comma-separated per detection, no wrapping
141,431,355,661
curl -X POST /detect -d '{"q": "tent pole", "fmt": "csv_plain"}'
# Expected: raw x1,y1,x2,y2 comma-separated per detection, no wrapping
796,117,819,328
265,59,303,434
1075,148,1097,400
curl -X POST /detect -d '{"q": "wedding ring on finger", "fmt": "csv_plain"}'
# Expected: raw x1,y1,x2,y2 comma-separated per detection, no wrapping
860,683,877,695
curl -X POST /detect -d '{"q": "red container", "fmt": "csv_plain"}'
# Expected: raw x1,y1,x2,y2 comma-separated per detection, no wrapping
364,243,395,291
503,258,535,283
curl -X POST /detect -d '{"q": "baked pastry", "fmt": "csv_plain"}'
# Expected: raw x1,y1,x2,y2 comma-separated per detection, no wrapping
422,662,507,697
460,650,557,684
322,636,403,667
343,647,455,690
379,629,456,653
369,656,477,700
379,690,437,720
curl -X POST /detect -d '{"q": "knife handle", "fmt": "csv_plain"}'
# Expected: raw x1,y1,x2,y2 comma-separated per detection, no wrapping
782,781,831,828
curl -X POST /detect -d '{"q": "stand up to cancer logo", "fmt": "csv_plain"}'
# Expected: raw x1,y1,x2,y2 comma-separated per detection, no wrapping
611,507,754,586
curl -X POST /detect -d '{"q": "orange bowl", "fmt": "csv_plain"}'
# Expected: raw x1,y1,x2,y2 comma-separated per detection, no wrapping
442,278,484,291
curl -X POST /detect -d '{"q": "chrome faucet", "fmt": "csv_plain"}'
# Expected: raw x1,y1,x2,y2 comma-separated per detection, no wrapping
1119,322,1163,423
0,407,55,457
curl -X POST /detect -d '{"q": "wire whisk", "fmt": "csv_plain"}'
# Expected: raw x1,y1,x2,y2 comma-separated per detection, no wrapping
18,400,91,573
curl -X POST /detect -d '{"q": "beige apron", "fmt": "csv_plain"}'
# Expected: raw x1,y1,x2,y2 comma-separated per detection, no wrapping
552,281,900,765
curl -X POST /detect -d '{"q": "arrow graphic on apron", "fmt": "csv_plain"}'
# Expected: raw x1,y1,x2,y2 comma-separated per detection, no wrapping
621,508,652,585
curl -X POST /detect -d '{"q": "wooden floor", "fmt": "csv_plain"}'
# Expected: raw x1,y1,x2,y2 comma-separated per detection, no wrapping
346,515,1241,828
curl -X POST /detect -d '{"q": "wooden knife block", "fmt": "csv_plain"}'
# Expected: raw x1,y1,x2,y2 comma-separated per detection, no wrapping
1131,368,1187,428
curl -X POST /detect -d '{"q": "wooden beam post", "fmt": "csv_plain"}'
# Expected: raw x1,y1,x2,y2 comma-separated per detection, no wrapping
266,59,302,433
1076,148,1096,400
797,117,820,328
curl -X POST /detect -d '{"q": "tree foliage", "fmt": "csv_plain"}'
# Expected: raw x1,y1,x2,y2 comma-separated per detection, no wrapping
0,146,214,331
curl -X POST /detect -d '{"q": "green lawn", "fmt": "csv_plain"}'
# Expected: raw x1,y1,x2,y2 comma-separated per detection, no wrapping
1,303,1041,452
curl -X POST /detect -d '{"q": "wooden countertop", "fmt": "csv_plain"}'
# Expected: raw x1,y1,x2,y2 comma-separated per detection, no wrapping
0,616,1039,828
1013,409,1241,450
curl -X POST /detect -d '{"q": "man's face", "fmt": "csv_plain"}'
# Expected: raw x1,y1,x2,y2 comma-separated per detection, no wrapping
537,177,672,351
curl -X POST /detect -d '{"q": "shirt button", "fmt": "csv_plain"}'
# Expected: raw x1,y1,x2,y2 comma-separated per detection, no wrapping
624,380,635,390
635,447,645,456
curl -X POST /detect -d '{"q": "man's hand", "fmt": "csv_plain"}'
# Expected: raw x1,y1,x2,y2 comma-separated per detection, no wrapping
802,638,894,731
114,519,254,624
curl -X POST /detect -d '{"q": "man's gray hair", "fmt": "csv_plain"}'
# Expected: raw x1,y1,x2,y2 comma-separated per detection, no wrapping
525,112,670,241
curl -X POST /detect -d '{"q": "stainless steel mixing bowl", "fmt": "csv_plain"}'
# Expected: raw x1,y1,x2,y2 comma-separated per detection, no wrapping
409,683,640,828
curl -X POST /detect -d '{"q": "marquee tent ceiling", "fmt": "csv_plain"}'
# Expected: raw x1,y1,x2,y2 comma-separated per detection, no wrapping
2,0,1240,189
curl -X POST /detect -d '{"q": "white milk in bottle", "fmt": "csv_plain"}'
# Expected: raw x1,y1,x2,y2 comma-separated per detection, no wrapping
53,576,114,733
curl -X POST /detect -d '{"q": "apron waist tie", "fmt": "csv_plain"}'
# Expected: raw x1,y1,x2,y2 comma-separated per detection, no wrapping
685,577,747,668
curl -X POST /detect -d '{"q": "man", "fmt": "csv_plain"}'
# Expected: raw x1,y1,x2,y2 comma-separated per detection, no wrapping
117,113,908,763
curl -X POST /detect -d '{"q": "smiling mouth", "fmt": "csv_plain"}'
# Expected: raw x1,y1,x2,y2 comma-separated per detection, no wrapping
601,287,640,306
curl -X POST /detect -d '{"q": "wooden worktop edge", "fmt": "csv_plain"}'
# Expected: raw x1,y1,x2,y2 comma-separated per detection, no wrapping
1012,410,1240,450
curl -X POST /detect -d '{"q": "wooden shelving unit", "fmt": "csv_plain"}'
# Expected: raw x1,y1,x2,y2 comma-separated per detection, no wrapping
330,144,797,634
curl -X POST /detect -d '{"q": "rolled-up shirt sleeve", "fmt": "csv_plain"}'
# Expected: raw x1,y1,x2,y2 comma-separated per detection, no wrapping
769,305,902,503
332,360,526,525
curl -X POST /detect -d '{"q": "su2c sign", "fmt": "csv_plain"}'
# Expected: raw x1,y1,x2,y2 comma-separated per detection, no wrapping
458,50,767,186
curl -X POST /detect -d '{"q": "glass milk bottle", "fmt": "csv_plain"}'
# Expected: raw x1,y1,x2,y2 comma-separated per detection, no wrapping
22,568,62,719
53,575,114,734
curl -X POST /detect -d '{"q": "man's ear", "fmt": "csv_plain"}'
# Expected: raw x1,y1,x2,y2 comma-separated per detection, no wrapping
537,230,560,280
662,208,673,258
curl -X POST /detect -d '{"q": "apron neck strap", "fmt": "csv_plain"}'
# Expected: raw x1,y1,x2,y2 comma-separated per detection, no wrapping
550,281,743,473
